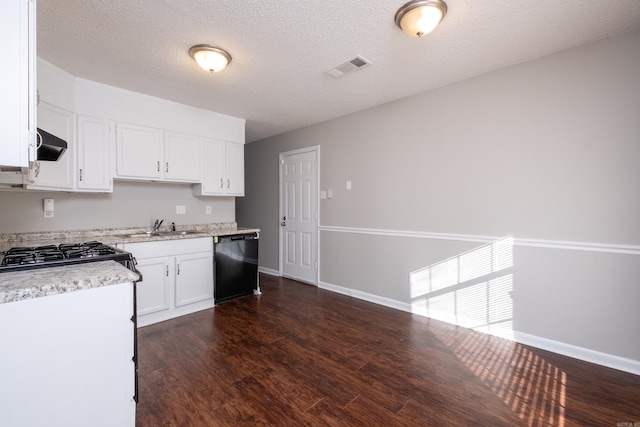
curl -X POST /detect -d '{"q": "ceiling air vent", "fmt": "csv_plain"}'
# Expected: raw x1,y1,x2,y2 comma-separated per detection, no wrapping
325,55,371,78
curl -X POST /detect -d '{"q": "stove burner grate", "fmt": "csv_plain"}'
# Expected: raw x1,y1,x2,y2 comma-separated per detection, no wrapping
1,241,119,268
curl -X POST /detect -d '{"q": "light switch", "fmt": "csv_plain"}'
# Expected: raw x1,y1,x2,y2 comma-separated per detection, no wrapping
327,189,333,199
346,180,352,190
320,190,327,200
206,206,212,215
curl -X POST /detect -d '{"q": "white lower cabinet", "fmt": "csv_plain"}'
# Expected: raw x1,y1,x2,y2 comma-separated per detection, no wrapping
0,282,136,427
175,252,215,306
124,237,213,327
136,256,171,316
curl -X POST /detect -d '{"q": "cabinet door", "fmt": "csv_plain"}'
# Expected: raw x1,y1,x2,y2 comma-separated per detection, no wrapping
0,283,135,427
164,131,201,182
28,103,75,190
225,141,245,196
136,257,171,316
76,115,112,192
194,138,225,195
0,0,35,169
115,122,162,180
175,252,213,307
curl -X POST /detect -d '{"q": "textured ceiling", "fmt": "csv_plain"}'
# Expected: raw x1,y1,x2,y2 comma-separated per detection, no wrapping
37,0,640,142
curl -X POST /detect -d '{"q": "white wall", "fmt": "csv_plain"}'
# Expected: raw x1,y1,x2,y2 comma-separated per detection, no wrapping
0,181,235,233
237,28,640,372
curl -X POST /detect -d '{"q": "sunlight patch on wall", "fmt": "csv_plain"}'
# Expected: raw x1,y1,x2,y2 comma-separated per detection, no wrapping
410,236,514,339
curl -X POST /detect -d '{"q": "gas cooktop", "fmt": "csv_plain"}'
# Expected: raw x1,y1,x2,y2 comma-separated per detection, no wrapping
0,241,135,273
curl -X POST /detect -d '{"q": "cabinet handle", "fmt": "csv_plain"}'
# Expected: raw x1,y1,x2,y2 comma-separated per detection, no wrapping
157,161,160,172
227,179,230,188
166,162,169,173
177,264,180,275
165,265,169,277
220,178,223,188
79,168,83,182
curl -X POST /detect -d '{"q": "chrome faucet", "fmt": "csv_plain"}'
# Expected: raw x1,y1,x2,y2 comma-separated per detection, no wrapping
152,219,165,232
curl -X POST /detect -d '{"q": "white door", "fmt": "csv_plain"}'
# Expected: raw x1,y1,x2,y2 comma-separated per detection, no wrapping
280,147,319,284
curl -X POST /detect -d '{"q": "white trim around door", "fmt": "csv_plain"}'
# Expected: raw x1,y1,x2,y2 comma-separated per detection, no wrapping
278,146,320,285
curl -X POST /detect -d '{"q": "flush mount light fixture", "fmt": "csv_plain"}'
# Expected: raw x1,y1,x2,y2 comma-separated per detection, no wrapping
395,0,448,38
189,44,232,73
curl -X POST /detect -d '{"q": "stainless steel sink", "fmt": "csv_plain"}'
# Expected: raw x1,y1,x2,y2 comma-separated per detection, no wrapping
161,230,202,236
117,232,162,238
117,230,203,239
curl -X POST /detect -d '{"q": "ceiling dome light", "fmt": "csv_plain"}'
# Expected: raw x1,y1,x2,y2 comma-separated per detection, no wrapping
189,45,232,73
395,0,448,38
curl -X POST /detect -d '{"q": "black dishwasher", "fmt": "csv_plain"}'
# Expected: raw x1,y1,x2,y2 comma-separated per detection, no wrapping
214,232,259,304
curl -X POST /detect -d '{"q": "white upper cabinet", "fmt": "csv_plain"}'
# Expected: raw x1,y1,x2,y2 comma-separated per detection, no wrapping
28,103,75,191
196,138,225,194
115,123,201,183
28,108,114,193
225,141,245,196
76,115,112,192
193,139,244,196
0,0,36,169
115,122,163,180
163,131,201,182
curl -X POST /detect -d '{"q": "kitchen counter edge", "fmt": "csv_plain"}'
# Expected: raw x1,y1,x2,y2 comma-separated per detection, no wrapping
0,224,260,250
0,261,140,305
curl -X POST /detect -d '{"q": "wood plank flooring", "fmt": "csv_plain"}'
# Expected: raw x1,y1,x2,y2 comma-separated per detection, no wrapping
136,273,640,426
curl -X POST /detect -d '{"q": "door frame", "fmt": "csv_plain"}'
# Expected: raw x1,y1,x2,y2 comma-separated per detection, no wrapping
278,145,320,285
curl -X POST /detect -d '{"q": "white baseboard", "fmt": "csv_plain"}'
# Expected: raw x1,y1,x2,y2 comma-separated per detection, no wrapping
258,266,280,277
318,279,640,376
318,280,412,313
514,331,640,376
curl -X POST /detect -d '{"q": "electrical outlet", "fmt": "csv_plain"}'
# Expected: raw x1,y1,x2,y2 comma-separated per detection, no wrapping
43,198,54,218
176,205,186,214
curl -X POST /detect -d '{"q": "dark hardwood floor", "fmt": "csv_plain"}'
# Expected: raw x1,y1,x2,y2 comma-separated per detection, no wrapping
136,274,640,426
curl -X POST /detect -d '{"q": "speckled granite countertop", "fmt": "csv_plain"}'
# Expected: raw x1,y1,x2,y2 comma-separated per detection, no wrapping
0,261,140,305
0,222,260,252
0,223,259,305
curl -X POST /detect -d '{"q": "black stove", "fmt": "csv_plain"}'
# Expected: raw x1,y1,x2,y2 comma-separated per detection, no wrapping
0,241,136,273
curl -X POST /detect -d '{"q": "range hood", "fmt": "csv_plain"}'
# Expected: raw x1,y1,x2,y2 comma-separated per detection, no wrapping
37,128,67,161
